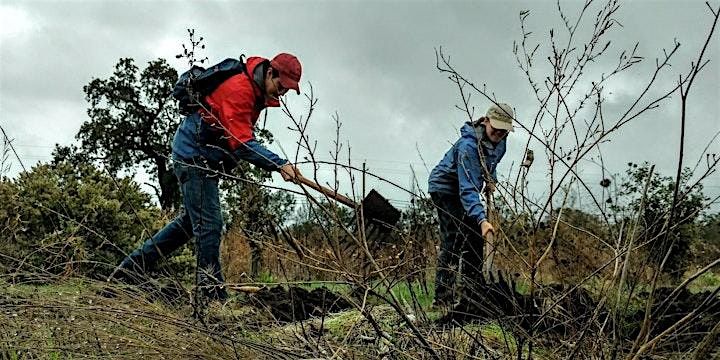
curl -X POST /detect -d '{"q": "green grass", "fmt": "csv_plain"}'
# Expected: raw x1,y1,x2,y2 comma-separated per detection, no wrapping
231,278,436,311
688,271,720,293
322,308,366,338
3,278,90,297
297,279,436,310
0,276,569,359
514,278,531,295
255,270,276,284
1,277,247,359
300,280,353,294
388,280,435,309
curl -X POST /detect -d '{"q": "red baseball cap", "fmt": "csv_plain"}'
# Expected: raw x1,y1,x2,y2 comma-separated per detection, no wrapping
270,53,302,94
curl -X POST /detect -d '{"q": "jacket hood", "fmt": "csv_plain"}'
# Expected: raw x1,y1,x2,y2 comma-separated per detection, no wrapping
460,122,479,141
245,56,280,108
245,56,268,75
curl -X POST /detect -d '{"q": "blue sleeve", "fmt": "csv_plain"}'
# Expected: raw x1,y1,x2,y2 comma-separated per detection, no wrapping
456,138,487,224
231,139,288,171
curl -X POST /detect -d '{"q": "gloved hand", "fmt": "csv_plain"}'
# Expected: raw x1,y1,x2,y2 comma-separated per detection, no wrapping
480,220,495,237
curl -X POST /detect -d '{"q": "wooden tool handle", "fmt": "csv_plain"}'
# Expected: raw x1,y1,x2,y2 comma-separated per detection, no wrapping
296,176,358,209
483,231,497,277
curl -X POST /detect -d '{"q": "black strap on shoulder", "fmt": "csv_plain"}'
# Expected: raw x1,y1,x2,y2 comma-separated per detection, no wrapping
248,58,271,111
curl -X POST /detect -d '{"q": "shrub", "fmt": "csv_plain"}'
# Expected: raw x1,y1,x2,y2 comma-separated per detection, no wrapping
0,161,160,278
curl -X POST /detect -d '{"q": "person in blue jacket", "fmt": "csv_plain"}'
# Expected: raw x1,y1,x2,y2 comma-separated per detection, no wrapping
428,103,514,305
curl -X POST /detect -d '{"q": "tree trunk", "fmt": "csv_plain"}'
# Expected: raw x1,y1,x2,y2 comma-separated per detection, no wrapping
249,236,263,279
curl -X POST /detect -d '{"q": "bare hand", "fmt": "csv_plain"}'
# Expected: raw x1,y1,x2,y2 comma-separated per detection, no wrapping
484,182,496,196
481,220,497,277
279,163,301,183
480,220,495,237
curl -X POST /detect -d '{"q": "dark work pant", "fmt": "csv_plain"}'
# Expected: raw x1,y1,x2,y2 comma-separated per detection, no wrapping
430,192,484,303
118,161,226,300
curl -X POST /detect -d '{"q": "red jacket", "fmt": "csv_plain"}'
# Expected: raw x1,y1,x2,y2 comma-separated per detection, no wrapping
201,56,280,150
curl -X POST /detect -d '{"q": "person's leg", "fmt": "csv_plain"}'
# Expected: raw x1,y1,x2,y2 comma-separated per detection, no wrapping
458,215,485,295
177,163,227,302
109,206,193,284
431,192,466,305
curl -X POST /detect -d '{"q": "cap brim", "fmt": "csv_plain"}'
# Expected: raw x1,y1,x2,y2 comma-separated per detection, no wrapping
489,118,514,132
279,78,300,94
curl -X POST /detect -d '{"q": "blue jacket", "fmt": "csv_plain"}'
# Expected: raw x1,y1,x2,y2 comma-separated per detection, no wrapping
172,112,287,172
428,122,506,224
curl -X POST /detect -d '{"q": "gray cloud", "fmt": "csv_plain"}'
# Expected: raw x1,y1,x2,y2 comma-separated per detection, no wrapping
1,0,718,210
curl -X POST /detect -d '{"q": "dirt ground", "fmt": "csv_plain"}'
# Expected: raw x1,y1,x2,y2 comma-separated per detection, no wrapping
246,285,354,322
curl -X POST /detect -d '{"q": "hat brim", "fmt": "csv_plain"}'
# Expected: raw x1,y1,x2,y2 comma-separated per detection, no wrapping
279,77,300,94
489,118,514,132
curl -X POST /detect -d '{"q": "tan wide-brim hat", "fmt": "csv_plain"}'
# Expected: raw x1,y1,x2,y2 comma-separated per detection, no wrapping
486,103,515,132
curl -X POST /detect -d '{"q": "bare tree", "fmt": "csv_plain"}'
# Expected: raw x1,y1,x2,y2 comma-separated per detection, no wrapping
433,0,719,358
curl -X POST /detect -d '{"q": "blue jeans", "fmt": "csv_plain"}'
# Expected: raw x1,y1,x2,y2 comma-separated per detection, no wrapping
430,192,485,304
118,161,226,300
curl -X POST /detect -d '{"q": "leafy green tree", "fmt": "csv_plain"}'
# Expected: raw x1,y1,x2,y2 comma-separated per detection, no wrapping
51,144,91,167
614,162,708,280
693,212,720,266
78,58,180,210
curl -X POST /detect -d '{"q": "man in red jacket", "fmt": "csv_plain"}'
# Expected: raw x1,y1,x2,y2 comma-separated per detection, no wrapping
109,53,303,303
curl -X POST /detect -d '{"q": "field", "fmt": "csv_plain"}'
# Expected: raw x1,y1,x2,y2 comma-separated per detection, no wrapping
2,269,718,359
2,1,720,359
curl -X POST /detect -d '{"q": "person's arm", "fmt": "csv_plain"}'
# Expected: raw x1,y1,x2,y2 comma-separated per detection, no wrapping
232,139,288,171
456,138,488,225
209,78,288,171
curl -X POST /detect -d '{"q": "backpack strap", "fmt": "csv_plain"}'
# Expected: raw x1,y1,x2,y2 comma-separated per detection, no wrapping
247,58,271,112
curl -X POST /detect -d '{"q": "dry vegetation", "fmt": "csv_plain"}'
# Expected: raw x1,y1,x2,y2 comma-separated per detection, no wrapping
2,1,720,359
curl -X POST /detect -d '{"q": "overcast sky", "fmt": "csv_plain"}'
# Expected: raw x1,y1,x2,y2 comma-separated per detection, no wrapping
1,0,718,214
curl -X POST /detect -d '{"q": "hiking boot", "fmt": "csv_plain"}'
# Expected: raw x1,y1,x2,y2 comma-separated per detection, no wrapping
106,266,128,283
100,264,145,299
191,284,231,322
432,287,456,308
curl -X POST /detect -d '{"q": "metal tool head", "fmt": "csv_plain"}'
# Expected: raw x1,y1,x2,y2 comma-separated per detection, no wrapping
360,189,401,232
